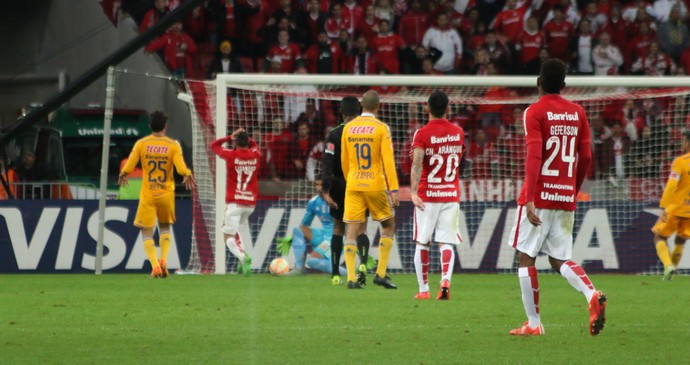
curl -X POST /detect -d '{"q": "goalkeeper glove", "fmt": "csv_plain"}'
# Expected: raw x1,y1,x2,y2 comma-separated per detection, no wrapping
366,255,377,270
276,236,293,256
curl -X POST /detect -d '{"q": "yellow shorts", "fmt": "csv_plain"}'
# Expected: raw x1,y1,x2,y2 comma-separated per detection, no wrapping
652,212,690,239
343,190,393,223
134,193,175,228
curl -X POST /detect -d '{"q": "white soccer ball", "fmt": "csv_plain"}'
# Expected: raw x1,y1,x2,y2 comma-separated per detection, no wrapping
269,258,290,275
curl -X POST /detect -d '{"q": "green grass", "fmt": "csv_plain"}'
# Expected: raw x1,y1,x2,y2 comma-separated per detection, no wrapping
1,273,689,365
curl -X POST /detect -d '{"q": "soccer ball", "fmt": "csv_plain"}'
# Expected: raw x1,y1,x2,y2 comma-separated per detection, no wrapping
269,258,290,275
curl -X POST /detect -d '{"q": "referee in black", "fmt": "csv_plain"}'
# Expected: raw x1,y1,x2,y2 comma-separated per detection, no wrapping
322,96,371,286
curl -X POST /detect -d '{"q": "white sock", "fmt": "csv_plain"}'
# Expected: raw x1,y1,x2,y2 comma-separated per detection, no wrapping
414,245,430,293
559,260,596,302
226,236,245,263
518,267,540,328
440,244,455,283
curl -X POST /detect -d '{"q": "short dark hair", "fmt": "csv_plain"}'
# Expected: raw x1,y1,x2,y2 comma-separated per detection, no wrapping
149,111,168,132
427,90,449,118
341,96,360,117
314,173,322,181
539,58,567,94
235,130,249,147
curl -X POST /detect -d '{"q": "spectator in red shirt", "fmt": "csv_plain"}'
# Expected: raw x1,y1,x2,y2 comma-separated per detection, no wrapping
343,0,365,32
628,20,655,71
629,6,657,37
397,0,429,47
304,30,344,74
183,5,206,43
600,5,631,67
631,41,677,75
305,0,328,43
347,35,379,74
145,22,197,77
516,16,546,72
467,22,488,51
543,5,574,62
325,3,353,40
357,5,381,42
265,116,294,181
492,0,533,46
140,0,168,33
291,122,314,179
370,19,406,73
466,129,499,179
263,29,302,73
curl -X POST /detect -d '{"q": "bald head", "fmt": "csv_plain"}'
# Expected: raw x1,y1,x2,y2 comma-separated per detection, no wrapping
361,90,380,113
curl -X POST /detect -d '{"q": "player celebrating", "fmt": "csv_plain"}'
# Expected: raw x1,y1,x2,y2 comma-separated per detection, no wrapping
410,91,465,300
653,131,690,280
119,111,195,278
508,59,606,336
277,175,347,276
341,90,399,289
210,128,260,276
323,96,373,286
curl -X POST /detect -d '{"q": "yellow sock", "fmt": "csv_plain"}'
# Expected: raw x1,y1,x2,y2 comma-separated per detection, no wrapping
671,244,685,267
656,239,672,268
160,232,171,262
344,242,357,282
376,236,393,278
143,238,160,269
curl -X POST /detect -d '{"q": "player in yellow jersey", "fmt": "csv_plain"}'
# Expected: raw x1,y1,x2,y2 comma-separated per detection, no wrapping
341,90,399,289
119,111,195,278
653,131,690,280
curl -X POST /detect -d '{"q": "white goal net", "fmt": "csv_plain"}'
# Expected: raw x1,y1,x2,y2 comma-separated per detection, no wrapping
184,74,690,275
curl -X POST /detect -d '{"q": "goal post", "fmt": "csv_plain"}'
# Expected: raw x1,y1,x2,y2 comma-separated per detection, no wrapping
184,74,690,275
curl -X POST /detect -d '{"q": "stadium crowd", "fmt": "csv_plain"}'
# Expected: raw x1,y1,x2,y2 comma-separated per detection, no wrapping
116,0,690,182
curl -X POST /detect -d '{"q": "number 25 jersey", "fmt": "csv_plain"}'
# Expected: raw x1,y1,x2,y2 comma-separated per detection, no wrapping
518,94,591,211
122,135,192,199
341,114,399,192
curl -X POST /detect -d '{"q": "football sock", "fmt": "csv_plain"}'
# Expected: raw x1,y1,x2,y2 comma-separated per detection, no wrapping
143,236,159,269
518,267,540,328
226,235,246,264
414,244,430,293
656,239,673,268
376,236,393,278
307,257,346,275
356,233,370,265
331,234,343,276
440,244,455,283
671,243,685,267
559,260,595,303
159,231,171,262
291,227,307,271
344,240,357,282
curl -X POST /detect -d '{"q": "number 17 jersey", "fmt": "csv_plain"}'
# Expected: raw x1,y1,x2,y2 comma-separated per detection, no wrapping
411,118,465,203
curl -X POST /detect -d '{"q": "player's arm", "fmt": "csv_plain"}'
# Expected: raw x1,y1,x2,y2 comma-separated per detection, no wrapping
380,126,400,192
119,142,141,186
575,111,592,194
410,147,425,210
523,107,542,225
341,129,350,180
660,158,681,210
322,130,337,193
172,142,195,190
210,136,235,158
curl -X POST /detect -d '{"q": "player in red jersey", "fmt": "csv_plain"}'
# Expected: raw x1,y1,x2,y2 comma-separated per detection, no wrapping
370,19,405,74
410,91,465,301
210,128,261,276
508,59,607,336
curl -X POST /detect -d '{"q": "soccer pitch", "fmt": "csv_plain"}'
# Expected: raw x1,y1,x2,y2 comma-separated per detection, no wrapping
2,274,688,364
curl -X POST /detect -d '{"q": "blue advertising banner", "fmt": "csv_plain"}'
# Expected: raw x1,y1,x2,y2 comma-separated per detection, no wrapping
0,200,671,273
0,201,192,273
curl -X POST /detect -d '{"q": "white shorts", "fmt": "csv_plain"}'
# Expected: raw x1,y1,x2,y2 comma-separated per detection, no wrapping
413,202,462,245
507,205,575,260
222,203,255,235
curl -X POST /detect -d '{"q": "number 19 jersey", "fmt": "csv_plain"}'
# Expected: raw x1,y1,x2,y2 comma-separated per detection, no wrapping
519,94,591,211
341,114,399,192
411,118,465,203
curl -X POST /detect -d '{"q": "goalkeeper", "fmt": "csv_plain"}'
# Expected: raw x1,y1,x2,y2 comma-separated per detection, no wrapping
277,175,346,275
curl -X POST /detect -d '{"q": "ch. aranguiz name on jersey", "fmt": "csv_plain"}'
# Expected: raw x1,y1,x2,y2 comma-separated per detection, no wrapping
412,119,465,203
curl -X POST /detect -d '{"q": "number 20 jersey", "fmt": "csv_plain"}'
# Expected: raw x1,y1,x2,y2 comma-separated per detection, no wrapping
411,118,465,203
518,94,591,211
